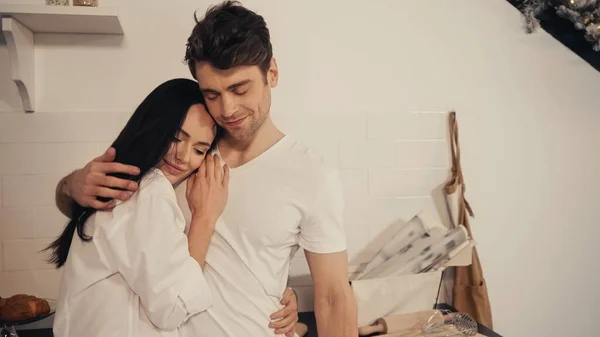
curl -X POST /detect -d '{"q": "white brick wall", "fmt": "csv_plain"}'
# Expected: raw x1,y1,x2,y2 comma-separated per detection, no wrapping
0,112,128,297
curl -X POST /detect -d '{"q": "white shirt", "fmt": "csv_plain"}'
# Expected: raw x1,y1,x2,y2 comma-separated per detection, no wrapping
54,168,212,337
181,135,348,337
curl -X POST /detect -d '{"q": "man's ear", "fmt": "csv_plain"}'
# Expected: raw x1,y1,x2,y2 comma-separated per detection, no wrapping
268,57,279,88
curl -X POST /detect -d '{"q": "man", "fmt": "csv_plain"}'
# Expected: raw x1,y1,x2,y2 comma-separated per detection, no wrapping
55,1,357,336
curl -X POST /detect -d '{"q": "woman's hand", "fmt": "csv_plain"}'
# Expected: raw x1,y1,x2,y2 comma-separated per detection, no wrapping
185,154,229,268
269,287,299,337
186,154,229,223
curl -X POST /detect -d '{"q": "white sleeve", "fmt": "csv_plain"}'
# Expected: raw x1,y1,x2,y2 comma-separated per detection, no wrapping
298,170,348,254
100,192,212,331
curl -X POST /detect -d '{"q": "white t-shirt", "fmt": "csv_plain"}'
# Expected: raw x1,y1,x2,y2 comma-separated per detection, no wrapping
180,135,348,337
54,169,212,337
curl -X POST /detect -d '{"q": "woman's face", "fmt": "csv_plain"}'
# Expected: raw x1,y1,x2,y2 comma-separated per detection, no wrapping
159,103,217,184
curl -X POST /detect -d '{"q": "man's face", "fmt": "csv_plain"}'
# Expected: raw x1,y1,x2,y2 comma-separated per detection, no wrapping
195,59,278,142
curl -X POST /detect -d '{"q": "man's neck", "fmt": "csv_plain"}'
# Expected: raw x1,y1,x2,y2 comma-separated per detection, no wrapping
218,117,284,168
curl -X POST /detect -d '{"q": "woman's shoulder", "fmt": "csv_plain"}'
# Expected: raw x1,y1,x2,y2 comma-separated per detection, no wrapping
95,168,186,238
124,168,183,223
90,169,178,235
135,168,176,201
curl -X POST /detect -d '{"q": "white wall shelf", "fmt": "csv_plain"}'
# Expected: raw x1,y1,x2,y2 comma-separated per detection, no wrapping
0,4,124,112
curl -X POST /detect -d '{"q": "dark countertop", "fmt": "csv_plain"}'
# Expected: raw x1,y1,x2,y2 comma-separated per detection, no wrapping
12,305,502,337
13,330,53,337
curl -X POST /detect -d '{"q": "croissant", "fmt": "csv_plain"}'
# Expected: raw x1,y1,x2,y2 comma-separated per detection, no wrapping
0,294,50,321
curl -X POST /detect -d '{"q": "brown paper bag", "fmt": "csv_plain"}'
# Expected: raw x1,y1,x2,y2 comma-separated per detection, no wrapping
444,111,493,329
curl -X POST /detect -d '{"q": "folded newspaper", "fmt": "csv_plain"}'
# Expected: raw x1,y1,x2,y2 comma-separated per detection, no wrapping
353,211,469,281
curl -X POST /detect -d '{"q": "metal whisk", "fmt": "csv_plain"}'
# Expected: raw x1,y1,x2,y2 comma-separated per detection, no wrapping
421,310,478,336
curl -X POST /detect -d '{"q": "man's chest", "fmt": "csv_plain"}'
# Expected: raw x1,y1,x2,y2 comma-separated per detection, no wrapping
176,168,318,245
217,177,307,245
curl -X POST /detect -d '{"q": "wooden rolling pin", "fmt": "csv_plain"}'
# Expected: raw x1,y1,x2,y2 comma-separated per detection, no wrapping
358,310,440,336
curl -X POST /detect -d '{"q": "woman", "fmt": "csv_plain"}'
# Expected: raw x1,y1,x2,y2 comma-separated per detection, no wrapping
47,78,297,337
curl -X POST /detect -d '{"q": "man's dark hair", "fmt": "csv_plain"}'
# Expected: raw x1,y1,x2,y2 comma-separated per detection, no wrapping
184,1,273,79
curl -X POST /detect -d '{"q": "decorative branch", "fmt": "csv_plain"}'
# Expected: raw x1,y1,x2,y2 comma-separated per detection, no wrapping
514,0,600,51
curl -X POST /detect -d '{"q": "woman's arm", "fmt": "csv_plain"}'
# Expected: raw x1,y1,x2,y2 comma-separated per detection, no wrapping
102,155,227,330
187,216,215,268
185,154,230,268
55,172,75,217
101,192,212,331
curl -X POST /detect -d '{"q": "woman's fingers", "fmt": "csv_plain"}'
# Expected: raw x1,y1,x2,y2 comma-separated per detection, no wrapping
222,164,230,187
186,172,196,197
205,154,214,179
213,154,222,181
199,157,207,178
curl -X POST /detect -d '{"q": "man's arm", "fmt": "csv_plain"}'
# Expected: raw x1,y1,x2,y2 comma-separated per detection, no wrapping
305,250,357,337
298,168,356,335
55,172,76,217
54,147,140,218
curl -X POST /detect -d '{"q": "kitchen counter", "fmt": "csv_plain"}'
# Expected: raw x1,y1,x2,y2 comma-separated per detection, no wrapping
299,305,502,337
11,313,321,337
13,306,502,337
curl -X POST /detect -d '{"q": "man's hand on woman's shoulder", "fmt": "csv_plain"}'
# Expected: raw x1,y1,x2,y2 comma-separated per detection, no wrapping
56,147,140,215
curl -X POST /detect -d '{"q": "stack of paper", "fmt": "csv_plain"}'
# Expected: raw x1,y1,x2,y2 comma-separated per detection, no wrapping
354,211,469,281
